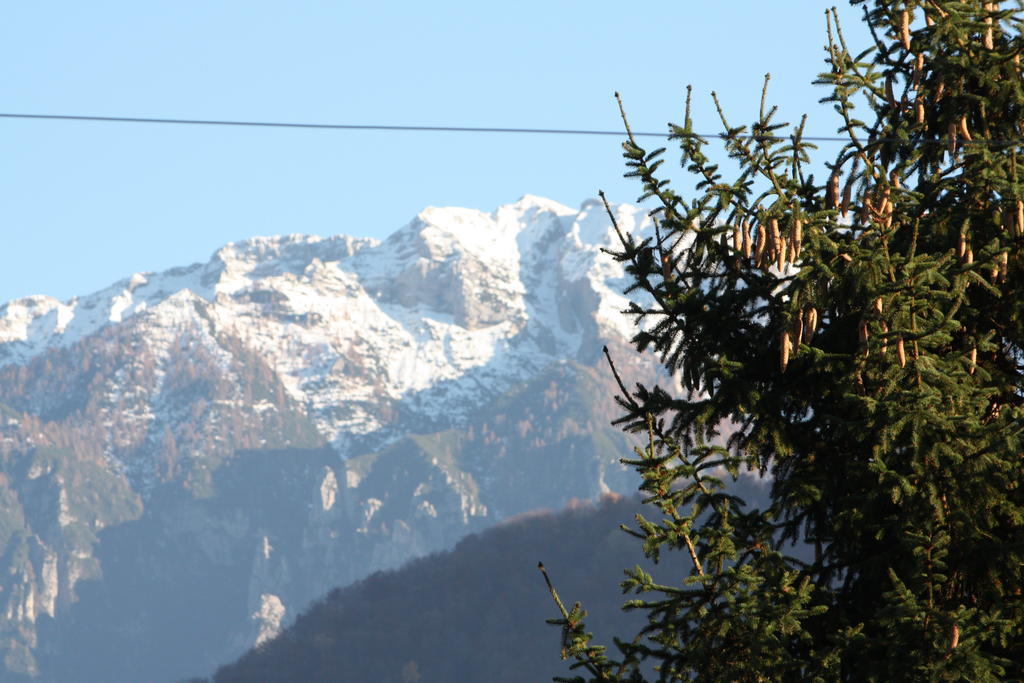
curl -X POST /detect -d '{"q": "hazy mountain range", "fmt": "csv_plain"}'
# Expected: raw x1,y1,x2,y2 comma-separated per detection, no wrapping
0,196,672,681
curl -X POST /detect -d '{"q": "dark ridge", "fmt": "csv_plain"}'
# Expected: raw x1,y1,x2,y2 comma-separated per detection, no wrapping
207,493,690,683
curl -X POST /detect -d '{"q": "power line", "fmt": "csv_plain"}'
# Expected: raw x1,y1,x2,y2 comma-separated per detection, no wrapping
2,111,1023,147
0,111,846,142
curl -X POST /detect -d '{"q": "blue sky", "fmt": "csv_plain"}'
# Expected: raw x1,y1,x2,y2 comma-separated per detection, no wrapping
2,2,870,304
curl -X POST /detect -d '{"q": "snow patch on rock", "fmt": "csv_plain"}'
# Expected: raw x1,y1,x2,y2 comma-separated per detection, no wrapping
320,467,338,511
251,593,285,647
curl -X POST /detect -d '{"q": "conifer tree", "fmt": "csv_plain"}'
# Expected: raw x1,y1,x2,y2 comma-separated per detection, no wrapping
543,2,1024,679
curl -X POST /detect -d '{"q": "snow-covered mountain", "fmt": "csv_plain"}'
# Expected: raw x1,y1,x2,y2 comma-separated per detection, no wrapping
0,196,664,681
1,195,647,456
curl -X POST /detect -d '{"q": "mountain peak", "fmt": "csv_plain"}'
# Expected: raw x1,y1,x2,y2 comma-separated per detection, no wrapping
509,194,576,215
0,195,669,682
0,196,654,443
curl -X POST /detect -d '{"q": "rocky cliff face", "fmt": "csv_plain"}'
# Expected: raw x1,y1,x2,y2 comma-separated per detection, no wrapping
0,196,664,681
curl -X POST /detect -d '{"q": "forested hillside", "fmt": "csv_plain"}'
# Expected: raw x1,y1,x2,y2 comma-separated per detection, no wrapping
211,480,768,683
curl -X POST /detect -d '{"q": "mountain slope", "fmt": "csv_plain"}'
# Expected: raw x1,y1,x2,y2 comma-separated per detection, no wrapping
212,495,673,683
211,481,771,683
0,196,665,681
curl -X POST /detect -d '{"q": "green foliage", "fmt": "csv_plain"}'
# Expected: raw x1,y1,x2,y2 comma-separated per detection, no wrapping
545,2,1024,680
